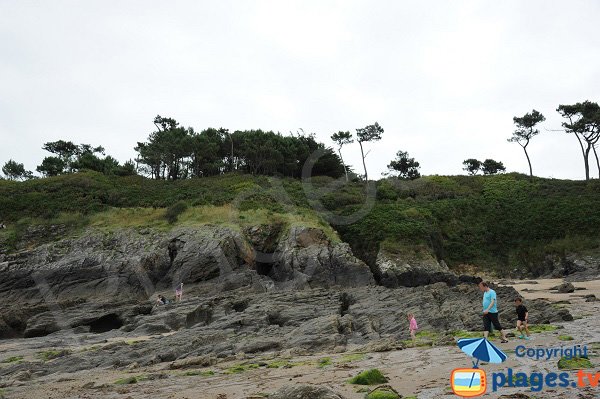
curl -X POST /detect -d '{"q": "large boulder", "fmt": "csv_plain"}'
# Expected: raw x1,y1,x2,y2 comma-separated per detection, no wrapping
375,246,458,287
272,226,375,288
554,282,575,293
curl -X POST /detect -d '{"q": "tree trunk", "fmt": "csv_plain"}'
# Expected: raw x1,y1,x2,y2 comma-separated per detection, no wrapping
584,143,591,181
230,134,235,172
338,148,348,182
359,141,368,181
592,143,600,179
522,144,532,177
574,133,588,180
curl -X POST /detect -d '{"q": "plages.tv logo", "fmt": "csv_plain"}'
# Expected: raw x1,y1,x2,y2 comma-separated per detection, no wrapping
451,367,487,397
450,338,508,397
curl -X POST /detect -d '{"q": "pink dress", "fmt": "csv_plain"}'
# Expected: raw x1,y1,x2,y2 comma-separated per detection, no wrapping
409,318,418,332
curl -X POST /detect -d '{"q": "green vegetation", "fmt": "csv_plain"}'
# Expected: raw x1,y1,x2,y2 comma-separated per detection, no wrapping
528,324,561,333
557,356,593,370
1,356,23,364
366,390,400,399
558,335,574,341
349,369,388,385
338,353,366,363
37,349,70,361
134,117,345,180
318,357,332,368
266,360,293,369
403,330,448,347
182,370,214,377
165,200,188,224
224,363,260,374
2,170,600,276
451,330,484,339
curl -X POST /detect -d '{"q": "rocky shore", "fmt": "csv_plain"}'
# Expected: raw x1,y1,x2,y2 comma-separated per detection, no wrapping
0,224,591,398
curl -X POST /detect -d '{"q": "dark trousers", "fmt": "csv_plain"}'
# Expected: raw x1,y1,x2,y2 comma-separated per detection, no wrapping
483,312,503,332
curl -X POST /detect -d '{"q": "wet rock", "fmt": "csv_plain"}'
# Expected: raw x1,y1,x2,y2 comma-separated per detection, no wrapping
585,294,597,302
554,282,575,293
358,337,404,353
169,354,217,369
270,384,346,399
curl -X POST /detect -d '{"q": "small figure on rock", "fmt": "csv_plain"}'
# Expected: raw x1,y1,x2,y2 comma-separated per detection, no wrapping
514,297,530,340
175,282,183,302
408,312,418,342
156,294,169,306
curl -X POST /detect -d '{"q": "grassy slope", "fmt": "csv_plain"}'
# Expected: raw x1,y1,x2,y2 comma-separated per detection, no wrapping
1,171,600,275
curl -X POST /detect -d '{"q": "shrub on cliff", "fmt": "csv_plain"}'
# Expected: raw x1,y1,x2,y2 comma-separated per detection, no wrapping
165,201,188,224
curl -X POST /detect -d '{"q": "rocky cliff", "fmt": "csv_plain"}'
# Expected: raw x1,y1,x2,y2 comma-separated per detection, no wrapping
0,223,573,382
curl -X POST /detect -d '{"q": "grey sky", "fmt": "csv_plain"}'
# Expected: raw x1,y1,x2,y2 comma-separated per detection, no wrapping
1,1,599,180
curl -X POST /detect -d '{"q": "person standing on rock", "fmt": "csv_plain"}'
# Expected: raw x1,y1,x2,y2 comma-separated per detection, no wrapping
175,282,183,302
408,313,418,343
479,281,508,343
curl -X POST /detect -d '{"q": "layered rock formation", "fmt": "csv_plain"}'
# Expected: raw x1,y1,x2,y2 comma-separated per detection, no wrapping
0,223,573,382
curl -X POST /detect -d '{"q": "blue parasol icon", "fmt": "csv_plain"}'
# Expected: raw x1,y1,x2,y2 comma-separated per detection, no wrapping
457,338,507,388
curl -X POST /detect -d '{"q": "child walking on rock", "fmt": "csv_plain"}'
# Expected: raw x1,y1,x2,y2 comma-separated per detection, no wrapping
408,313,418,342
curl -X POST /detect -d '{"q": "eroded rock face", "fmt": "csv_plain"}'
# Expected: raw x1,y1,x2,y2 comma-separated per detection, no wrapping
375,247,459,287
0,224,575,385
0,225,374,338
0,282,570,382
273,227,375,288
545,254,600,280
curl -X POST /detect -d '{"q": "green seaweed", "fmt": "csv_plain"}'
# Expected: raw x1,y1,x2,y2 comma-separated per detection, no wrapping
349,369,388,385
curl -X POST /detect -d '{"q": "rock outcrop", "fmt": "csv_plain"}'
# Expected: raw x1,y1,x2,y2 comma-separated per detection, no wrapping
544,254,600,280
0,225,373,339
0,224,574,384
374,246,459,287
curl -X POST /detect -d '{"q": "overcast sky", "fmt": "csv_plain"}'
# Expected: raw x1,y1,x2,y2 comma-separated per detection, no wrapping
1,1,599,180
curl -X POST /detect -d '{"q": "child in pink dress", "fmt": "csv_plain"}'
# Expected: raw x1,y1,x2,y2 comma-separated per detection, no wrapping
408,313,418,342
175,283,183,302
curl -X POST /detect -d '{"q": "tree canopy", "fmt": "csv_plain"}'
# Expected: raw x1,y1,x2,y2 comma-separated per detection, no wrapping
36,140,134,177
557,101,600,180
462,159,482,175
356,122,384,181
387,150,421,179
509,109,545,177
481,159,506,175
134,116,345,180
2,160,33,181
